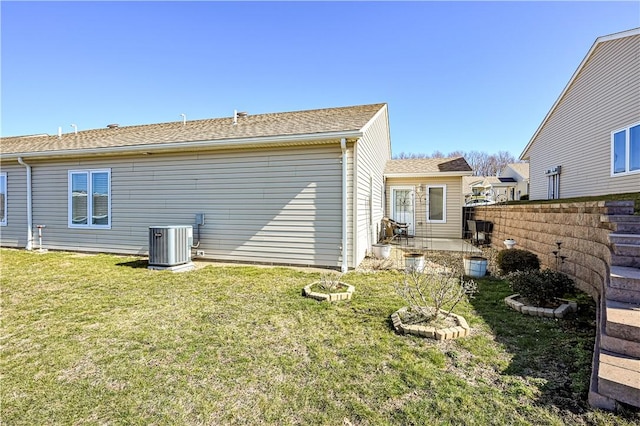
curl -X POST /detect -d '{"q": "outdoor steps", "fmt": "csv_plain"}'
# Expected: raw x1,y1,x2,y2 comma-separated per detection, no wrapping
601,333,640,359
593,204,640,410
609,233,640,245
605,299,640,344
609,266,640,304
601,215,640,233
597,350,640,409
611,254,640,268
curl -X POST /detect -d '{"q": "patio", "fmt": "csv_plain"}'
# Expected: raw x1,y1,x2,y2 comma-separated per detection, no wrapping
362,237,483,273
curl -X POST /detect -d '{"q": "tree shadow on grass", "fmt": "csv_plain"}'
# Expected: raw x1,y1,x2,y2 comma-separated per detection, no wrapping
469,277,599,417
116,259,149,269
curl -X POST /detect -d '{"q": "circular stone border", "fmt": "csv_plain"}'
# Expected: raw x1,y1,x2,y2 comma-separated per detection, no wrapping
504,294,577,318
302,282,355,302
390,307,470,340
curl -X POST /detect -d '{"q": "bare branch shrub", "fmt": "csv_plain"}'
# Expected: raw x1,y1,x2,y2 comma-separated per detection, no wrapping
395,265,477,322
368,258,395,271
318,271,343,292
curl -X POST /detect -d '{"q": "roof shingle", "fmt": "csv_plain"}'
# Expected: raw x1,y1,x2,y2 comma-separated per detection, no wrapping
1,103,386,156
384,157,472,175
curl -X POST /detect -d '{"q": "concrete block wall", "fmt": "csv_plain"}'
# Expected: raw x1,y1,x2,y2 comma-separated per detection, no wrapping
472,201,622,300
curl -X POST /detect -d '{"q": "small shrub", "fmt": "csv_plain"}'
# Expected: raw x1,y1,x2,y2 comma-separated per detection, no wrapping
395,267,477,322
508,269,575,307
318,271,343,292
520,194,529,200
368,258,395,271
497,249,540,274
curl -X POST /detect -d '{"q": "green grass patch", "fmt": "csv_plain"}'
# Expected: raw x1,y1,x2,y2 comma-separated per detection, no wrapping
1,249,638,424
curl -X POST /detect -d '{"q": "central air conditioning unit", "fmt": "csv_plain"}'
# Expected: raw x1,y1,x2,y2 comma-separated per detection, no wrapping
148,225,193,270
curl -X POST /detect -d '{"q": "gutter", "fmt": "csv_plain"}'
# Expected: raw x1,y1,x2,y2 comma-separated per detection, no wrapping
341,138,348,273
17,157,33,250
384,171,474,178
2,130,364,161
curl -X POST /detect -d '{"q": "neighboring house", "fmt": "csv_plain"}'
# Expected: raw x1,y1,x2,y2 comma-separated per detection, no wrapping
383,158,473,239
479,176,516,202
520,28,640,200
0,104,392,271
462,176,485,201
499,162,529,200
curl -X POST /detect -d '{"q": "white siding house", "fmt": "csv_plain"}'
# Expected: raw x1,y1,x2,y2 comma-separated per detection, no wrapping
520,28,640,200
0,104,391,270
500,163,529,200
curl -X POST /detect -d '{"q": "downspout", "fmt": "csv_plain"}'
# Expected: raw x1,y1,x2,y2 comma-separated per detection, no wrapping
341,138,348,273
17,157,33,250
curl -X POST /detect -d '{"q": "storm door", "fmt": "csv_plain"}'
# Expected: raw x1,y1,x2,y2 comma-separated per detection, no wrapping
390,187,415,235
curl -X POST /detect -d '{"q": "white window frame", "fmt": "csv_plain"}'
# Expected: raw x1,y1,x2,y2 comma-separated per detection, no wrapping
426,185,447,224
0,172,7,226
68,169,111,229
611,122,640,176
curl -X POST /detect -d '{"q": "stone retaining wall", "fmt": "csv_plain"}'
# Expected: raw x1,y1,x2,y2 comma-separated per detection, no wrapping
471,201,623,300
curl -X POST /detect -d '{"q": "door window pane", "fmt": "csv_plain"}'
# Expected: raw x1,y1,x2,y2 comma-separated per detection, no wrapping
392,189,414,234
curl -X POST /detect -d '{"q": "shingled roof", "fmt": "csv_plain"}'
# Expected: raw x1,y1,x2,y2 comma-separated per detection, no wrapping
1,103,386,158
384,157,472,177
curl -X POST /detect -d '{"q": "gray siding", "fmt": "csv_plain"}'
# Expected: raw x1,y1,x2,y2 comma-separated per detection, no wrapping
0,163,28,247
15,145,345,267
354,106,391,265
528,34,640,200
385,176,464,239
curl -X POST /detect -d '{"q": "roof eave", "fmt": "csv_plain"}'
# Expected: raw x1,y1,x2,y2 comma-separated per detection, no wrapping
519,27,640,160
384,171,473,178
1,130,363,160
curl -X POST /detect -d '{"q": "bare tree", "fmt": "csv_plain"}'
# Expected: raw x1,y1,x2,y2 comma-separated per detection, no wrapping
493,151,516,175
464,151,491,176
393,149,520,177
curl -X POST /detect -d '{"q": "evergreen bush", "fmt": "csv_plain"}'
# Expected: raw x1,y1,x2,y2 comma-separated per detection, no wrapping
497,249,540,274
508,269,575,306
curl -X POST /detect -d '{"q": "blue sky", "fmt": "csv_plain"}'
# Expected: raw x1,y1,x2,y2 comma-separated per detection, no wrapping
1,1,639,158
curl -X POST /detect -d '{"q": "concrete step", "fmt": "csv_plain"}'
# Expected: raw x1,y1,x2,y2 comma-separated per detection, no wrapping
610,265,640,290
601,215,640,233
609,233,640,245
601,332,640,358
603,201,635,216
607,286,640,304
611,254,640,268
612,243,640,257
597,350,640,409
605,299,640,343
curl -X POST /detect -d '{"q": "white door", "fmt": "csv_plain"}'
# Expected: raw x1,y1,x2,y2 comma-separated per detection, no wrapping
391,187,415,235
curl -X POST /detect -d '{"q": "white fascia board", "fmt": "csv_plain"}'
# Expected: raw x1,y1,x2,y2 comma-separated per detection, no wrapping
384,171,473,178
519,27,640,160
2,130,363,160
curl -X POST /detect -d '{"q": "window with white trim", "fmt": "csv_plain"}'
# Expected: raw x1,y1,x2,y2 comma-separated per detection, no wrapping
612,122,640,175
427,185,446,223
68,169,111,228
0,173,7,226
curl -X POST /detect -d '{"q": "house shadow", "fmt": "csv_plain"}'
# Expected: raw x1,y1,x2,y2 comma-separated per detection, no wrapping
116,259,149,269
468,278,598,415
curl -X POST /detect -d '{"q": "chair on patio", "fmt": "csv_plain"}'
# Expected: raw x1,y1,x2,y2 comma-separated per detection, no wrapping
382,217,409,244
467,219,492,246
